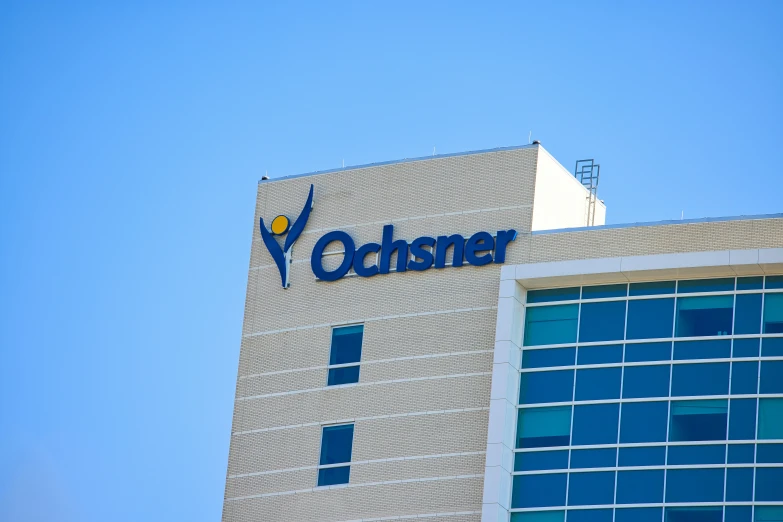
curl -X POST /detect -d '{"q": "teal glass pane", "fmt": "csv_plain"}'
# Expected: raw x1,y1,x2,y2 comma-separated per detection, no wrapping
622,364,670,398
620,402,668,443
665,469,725,502
671,362,729,396
572,403,619,445
678,277,735,293
669,399,728,441
511,473,567,508
567,510,613,522
510,512,565,522
616,470,664,503
528,287,580,303
675,295,734,337
665,506,723,522
578,301,626,342
735,293,763,334
616,508,662,522
524,305,579,346
320,424,354,464
726,468,754,501
569,448,616,468
762,337,783,356
514,450,569,471
760,361,783,393
519,370,573,404
730,399,757,440
329,324,364,364
625,341,671,362
766,275,783,289
575,367,621,401
727,444,755,463
668,444,725,464
758,398,783,439
327,365,360,385
522,347,576,369
674,339,730,360
577,344,622,365
763,293,783,333
629,281,675,296
757,443,783,463
317,465,350,486
731,361,759,394
756,468,783,501
755,506,783,521
517,406,571,448
726,506,752,522
737,276,763,290
582,283,627,299
567,471,615,505
734,338,760,357
626,298,674,340
618,446,665,466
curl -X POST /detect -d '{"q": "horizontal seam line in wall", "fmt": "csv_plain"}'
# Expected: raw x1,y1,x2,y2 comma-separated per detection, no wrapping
231,407,490,436
238,350,493,379
236,372,492,401
330,510,483,522
242,306,497,338
227,451,487,479
224,473,485,501
252,203,533,242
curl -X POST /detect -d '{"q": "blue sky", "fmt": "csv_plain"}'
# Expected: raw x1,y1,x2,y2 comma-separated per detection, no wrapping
1,2,781,521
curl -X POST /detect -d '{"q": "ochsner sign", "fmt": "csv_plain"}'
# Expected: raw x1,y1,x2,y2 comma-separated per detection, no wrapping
260,184,517,288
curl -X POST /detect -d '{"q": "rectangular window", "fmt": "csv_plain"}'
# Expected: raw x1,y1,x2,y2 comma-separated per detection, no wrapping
762,337,783,356
755,468,783,501
731,361,759,394
567,471,615,505
626,298,674,340
528,287,580,303
671,362,729,396
520,370,574,404
514,450,569,471
734,337,760,358
327,325,363,386
575,367,621,401
725,506,752,522
511,473,567,508
581,283,627,299
616,470,664,504
665,507,723,522
616,508,662,522
629,280,675,296
735,293,762,334
522,347,575,369
524,305,578,346
729,398,758,440
677,277,735,293
763,293,783,333
622,364,670,398
673,339,730,360
578,301,626,343
758,398,783,439
726,467,754,501
317,423,354,486
760,360,783,393
569,448,616,468
755,506,783,521
675,295,734,337
669,399,727,442
577,344,622,365
665,468,725,502
572,403,619,445
767,275,783,289
727,444,755,464
517,406,571,448
625,341,671,362
737,276,764,290
619,446,665,466
667,444,725,465
567,510,613,522
757,443,783,463
511,512,565,522
620,401,669,443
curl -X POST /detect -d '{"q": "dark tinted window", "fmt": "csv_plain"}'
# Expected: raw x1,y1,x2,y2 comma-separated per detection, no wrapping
737,276,763,290
615,470,664,503
329,325,363,364
511,473,567,508
619,446,665,466
519,370,574,404
675,295,733,337
616,508,662,522
755,468,783,501
517,406,571,448
527,287,580,303
629,281,675,296
668,444,725,465
522,347,576,369
671,363,729,396
570,448,616,468
760,361,783,393
727,444,755,464
730,399,757,440
731,361,759,394
735,293,762,334
734,337,760,358
622,364,670,398
677,278,734,293
577,344,622,365
673,339,730,360
625,341,671,362
572,403,619,445
319,424,354,465
665,468,725,502
327,366,360,386
317,466,350,486
725,467,754,501
567,471,615,506
665,507,722,522
579,301,626,342
524,305,579,346
620,401,669,443
626,298,674,340
762,337,783,356
669,400,727,442
514,450,569,471
575,367,621,401
581,284,627,299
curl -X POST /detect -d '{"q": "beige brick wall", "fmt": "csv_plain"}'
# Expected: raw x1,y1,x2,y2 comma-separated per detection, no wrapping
223,145,783,521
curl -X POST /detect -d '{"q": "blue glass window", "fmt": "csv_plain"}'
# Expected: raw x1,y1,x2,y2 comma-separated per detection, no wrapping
625,341,671,362
629,280,675,296
674,339,731,360
572,403,619,445
727,444,755,463
760,361,783,393
567,471,615,506
622,364,670,398
767,275,783,289
726,506,753,522
755,467,783,501
726,467,754,501
735,293,763,334
317,466,350,486
671,362,729,396
570,448,616,468
582,284,627,299
665,468,725,502
732,361,759,394
676,295,734,337
522,347,576,369
730,399,758,440
510,512,565,522
668,444,725,464
517,406,571,448
734,337,760,357
327,366,360,386
678,277,734,293
757,443,783,463
319,424,354,465
669,399,727,441
511,473,567,508
575,367,621,400
618,446,665,466
579,301,626,342
737,276,764,290
762,337,783,356
615,470,664,503
524,305,578,346
577,344,622,365
665,507,723,522
758,398,783,439
616,508,662,522
514,450,569,471
520,370,573,404
329,325,363,364
567,510,613,522
763,293,783,333
626,298,674,340
528,287,580,303
755,506,783,521
620,401,669,443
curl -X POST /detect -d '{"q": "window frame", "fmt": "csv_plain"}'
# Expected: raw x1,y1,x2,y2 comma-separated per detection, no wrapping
326,323,364,386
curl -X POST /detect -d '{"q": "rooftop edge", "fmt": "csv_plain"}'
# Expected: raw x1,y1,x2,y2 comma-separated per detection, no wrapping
532,213,783,235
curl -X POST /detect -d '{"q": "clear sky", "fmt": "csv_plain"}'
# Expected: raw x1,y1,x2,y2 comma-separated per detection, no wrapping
1,2,781,521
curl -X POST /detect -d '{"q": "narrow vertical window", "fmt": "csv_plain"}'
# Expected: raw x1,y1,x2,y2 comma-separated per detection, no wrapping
317,424,354,486
327,324,363,386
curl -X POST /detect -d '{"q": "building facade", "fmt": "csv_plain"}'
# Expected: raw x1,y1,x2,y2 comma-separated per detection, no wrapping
223,144,783,522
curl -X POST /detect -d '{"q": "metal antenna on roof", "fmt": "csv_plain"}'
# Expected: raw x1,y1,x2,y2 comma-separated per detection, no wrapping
528,131,532,144
433,146,436,156
342,159,345,168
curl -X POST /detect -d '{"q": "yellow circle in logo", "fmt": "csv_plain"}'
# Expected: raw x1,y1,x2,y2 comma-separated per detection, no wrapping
270,215,290,235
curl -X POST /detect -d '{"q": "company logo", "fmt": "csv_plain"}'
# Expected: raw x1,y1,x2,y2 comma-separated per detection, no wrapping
259,184,314,288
